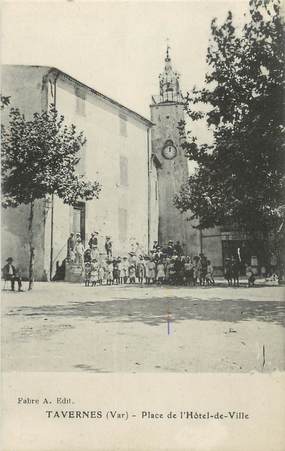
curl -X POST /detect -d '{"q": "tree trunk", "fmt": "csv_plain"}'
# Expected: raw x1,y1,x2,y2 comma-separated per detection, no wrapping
274,230,282,280
28,201,35,290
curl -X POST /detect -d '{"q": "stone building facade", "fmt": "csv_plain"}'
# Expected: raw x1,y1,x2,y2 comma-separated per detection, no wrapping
150,48,201,257
2,65,156,280
150,49,265,274
2,56,261,280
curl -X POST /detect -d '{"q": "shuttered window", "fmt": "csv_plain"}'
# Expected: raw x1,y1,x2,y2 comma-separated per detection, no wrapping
118,208,128,242
119,114,127,137
75,87,86,116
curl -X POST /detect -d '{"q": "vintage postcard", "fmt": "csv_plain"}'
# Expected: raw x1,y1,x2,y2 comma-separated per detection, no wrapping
1,0,284,450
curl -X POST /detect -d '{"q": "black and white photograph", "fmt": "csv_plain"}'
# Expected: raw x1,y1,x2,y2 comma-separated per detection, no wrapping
1,0,284,450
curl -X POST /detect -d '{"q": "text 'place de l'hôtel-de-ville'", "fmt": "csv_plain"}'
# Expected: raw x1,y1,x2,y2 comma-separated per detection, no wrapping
2,52,263,281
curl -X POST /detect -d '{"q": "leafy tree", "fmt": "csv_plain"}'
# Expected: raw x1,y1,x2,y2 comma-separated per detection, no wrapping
175,0,285,266
2,105,101,289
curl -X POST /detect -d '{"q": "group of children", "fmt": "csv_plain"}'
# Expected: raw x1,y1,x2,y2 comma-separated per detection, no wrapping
68,235,279,288
83,253,215,287
65,235,216,287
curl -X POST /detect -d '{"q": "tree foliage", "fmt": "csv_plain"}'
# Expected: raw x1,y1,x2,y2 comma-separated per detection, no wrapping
1,103,101,288
1,95,10,110
2,105,101,207
175,0,285,237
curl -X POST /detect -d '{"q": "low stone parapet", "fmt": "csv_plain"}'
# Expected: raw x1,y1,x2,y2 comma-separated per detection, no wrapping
65,261,84,283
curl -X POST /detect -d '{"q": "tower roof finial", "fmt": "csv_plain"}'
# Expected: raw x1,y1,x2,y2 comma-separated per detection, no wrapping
155,41,183,103
165,38,171,62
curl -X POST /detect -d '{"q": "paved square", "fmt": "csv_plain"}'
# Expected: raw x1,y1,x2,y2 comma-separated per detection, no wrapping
2,282,285,372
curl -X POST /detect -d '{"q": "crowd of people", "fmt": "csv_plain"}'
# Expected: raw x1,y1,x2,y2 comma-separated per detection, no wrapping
66,232,281,287
1,234,280,290
67,233,217,287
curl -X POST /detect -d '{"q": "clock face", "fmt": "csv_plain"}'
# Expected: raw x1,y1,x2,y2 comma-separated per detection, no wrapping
162,143,177,160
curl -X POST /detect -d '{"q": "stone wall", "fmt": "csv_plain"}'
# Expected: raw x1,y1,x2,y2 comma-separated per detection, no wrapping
45,73,151,278
1,66,49,280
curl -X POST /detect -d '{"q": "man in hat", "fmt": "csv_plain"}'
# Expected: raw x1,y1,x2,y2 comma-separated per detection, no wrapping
89,231,98,248
2,257,23,291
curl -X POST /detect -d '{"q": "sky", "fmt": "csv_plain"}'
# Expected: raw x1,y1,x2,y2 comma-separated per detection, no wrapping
2,0,249,141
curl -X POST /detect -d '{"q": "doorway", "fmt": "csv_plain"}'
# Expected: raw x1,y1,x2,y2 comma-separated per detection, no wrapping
72,202,86,243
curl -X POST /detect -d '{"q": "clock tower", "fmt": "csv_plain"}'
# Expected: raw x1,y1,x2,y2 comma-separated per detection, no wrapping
150,47,198,254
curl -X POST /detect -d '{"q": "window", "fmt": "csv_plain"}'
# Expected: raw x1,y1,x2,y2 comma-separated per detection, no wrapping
119,113,128,137
75,87,86,116
120,156,128,186
118,208,128,242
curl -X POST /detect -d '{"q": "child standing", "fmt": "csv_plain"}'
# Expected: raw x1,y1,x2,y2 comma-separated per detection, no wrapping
184,257,193,286
168,260,176,285
98,263,105,286
90,259,99,287
84,262,91,286
156,260,165,285
116,258,122,284
106,260,114,285
164,257,171,284
113,258,120,285
193,256,200,286
137,256,146,284
144,257,151,285
148,258,156,284
121,257,129,284
129,264,136,284
205,260,215,286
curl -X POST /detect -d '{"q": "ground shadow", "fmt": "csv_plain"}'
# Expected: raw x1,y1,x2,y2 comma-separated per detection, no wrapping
6,296,285,327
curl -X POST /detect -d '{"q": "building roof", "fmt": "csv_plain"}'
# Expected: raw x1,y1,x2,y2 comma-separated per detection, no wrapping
44,66,154,127
3,64,153,127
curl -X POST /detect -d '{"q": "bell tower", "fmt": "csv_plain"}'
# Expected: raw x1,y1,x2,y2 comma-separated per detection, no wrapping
150,46,198,255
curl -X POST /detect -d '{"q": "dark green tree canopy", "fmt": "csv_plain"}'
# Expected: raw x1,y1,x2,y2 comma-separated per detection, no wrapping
175,0,285,235
2,105,101,207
